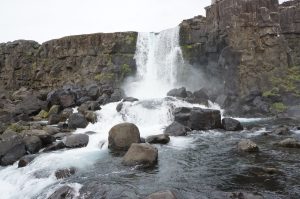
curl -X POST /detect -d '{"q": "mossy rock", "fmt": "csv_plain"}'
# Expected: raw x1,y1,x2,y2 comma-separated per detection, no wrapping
37,110,49,119
7,122,29,133
48,105,61,116
94,73,115,82
271,103,288,113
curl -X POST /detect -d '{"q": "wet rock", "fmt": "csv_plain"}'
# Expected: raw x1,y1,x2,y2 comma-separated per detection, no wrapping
0,134,24,157
43,142,66,152
60,108,73,121
53,133,68,140
78,101,101,114
48,105,61,116
164,122,190,136
123,97,139,102
238,139,259,153
68,113,88,129
109,89,125,103
173,107,192,126
47,89,76,109
84,111,97,124
186,88,209,105
116,102,123,112
278,138,300,148
272,126,291,135
122,143,158,167
167,87,188,98
84,131,97,135
44,126,60,136
64,134,89,148
108,123,141,151
48,185,75,199
48,114,62,125
86,84,100,100
18,154,37,168
189,108,222,130
145,190,180,199
222,118,243,131
23,135,42,154
14,95,47,117
1,143,26,166
24,130,55,146
55,168,76,179
146,134,170,144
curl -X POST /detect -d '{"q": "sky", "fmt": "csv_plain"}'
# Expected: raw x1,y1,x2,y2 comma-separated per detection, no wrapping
0,0,288,43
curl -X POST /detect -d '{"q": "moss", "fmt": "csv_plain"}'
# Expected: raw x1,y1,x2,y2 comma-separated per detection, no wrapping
7,123,28,133
262,88,280,97
125,34,137,45
94,73,115,81
121,64,132,77
271,103,288,113
37,110,49,118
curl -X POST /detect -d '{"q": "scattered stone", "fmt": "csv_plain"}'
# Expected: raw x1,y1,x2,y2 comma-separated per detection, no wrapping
78,101,101,114
18,154,37,168
222,118,243,131
278,138,300,148
167,87,188,98
55,168,76,179
24,130,55,146
68,113,88,129
108,123,141,151
164,122,190,136
23,135,42,154
145,190,180,199
64,134,89,148
48,185,75,199
60,108,73,121
122,143,158,167
238,139,259,153
146,134,170,144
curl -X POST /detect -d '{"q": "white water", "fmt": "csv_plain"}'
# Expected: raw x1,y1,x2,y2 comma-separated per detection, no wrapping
0,27,220,199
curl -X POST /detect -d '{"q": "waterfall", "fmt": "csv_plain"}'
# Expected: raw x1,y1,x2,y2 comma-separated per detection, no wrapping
123,26,185,99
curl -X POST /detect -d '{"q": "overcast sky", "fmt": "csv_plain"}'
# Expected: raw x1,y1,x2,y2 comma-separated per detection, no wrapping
0,0,288,43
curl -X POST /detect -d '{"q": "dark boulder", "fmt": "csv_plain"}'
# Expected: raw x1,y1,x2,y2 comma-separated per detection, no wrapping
222,118,243,131
164,122,190,136
47,89,77,109
78,101,101,114
14,95,47,117
123,97,139,102
116,102,123,112
64,134,89,148
122,143,158,168
108,123,141,151
43,142,66,152
53,133,68,140
1,143,26,166
167,87,188,98
48,186,75,199
48,114,62,125
186,88,209,105
84,111,97,124
55,168,76,179
109,89,125,103
24,130,55,146
68,113,88,129
173,107,192,126
23,135,42,154
238,139,259,153
189,108,222,130
18,154,37,168
146,134,170,144
85,84,100,100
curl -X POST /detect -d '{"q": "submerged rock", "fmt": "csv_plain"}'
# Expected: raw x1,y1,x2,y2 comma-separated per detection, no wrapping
278,138,300,148
122,143,158,167
146,134,170,144
222,118,243,131
108,123,141,151
55,168,76,179
48,185,75,199
18,154,37,168
272,126,291,135
238,139,259,153
164,122,190,136
145,190,181,199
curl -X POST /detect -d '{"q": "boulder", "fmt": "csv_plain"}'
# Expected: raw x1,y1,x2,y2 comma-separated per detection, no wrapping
189,108,222,130
86,84,100,100
226,192,263,199
24,130,55,146
23,135,42,154
173,107,192,126
78,101,101,114
164,122,190,136
64,134,89,148
222,118,243,131
108,123,141,151
278,138,300,148
18,154,37,168
123,97,139,102
43,142,66,152
84,111,97,124
48,114,62,125
68,113,88,129
47,89,76,109
167,87,188,98
48,105,61,116
186,88,209,105
122,143,158,167
1,143,26,166
146,134,170,144
48,186,75,199
44,126,60,135
60,108,73,121
145,190,180,199
238,139,259,153
55,168,76,179
272,126,291,135
14,95,47,117
116,102,123,112
109,89,125,103
53,133,68,140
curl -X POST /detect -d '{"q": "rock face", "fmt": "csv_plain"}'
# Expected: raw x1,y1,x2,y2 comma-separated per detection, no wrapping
179,0,300,117
108,123,141,151
122,143,158,167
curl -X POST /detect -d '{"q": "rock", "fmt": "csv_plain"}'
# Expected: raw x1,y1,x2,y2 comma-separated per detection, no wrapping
1,143,26,166
48,105,61,116
123,97,139,102
64,134,89,148
164,122,190,136
222,118,243,131
109,89,125,103
189,107,222,130
146,134,170,144
48,114,62,125
116,102,123,112
43,142,66,152
86,84,100,100
84,131,97,135
44,126,60,135
47,89,76,109
24,130,55,146
226,192,263,199
14,95,47,117
48,186,75,199
122,143,158,167
278,138,300,148
238,139,259,153
173,107,192,126
18,154,37,168
272,126,291,135
84,111,97,124
37,110,48,119
145,190,180,199
186,88,209,105
78,101,101,114
60,108,73,121
108,123,141,151
23,136,42,154
68,113,88,129
53,133,68,140
167,87,188,98
55,168,76,179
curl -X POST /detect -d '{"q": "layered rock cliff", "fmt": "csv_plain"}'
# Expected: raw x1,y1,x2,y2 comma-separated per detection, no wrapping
180,0,300,116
